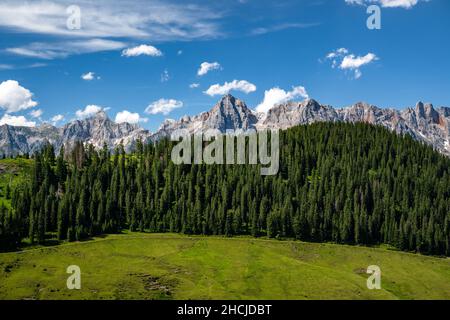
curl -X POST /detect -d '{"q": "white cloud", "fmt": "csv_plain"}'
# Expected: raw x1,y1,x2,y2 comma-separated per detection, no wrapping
115,110,146,124
256,86,309,113
0,64,13,70
5,39,126,60
81,72,99,81
121,44,162,57
189,83,200,89
326,47,348,59
51,114,64,124
345,0,422,8
325,48,378,79
340,53,378,69
29,109,43,118
250,22,320,35
0,80,38,113
161,69,170,82
197,61,221,76
204,80,256,96
145,99,183,115
0,63,47,70
7,39,127,60
75,104,103,118
27,63,47,68
0,1,222,40
0,114,36,127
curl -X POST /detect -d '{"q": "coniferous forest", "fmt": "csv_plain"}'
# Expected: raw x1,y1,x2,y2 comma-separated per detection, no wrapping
1,123,449,256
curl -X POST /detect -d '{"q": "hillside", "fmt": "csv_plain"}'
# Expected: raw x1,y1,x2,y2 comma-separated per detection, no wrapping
0,158,33,208
0,233,449,300
3,122,450,256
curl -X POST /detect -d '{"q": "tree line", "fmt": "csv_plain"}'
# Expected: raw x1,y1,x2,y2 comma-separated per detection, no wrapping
1,122,449,255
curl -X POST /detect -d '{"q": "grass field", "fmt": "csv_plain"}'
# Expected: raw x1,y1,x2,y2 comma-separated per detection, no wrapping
0,233,448,300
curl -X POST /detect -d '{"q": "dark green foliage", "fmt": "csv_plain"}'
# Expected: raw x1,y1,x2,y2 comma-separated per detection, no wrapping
0,203,21,248
5,123,450,256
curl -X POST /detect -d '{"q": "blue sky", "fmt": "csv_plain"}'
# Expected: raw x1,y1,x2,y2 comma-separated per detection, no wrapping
0,0,449,131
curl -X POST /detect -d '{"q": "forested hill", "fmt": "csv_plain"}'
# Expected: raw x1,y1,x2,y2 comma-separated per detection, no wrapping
1,122,449,256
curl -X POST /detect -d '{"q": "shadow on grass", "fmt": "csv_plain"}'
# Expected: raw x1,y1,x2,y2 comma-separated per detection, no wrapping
0,232,117,253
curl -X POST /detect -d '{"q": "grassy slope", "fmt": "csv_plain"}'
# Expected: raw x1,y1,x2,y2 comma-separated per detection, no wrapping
0,158,33,208
0,233,448,300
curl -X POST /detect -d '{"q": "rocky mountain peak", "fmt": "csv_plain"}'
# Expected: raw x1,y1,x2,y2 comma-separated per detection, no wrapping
93,110,108,120
213,94,250,114
424,103,440,123
204,94,258,131
303,98,321,110
415,101,425,118
352,101,372,109
219,93,237,105
440,106,450,117
1,96,449,158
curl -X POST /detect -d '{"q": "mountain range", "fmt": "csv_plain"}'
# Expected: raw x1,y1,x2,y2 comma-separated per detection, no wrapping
1,94,449,157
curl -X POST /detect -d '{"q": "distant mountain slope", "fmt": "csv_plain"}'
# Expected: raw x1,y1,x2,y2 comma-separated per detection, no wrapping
1,94,449,157
153,94,258,139
60,110,150,152
0,111,150,156
258,99,450,156
157,95,450,157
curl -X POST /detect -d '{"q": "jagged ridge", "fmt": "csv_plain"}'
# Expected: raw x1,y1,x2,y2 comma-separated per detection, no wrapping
0,95,449,157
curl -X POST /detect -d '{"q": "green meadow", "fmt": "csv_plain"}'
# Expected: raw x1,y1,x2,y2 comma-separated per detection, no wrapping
0,233,448,300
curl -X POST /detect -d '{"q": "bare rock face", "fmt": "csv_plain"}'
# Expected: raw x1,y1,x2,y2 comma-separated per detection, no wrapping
258,99,449,157
152,94,258,139
60,110,150,152
0,123,61,156
0,111,151,156
0,95,449,157
258,99,339,130
153,96,450,157
203,94,258,132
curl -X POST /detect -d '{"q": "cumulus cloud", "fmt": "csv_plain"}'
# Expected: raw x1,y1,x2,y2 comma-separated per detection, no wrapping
0,114,36,127
189,83,200,89
121,44,162,57
325,48,378,79
81,72,100,81
115,110,146,124
197,62,221,76
145,99,183,115
29,109,43,118
326,47,348,59
204,80,256,96
341,53,378,69
0,80,38,113
51,114,64,124
256,86,309,113
75,104,104,118
345,0,422,8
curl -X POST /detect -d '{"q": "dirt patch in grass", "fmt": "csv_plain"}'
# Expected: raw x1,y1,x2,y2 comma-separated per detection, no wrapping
353,267,367,275
129,273,176,299
1,258,21,274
